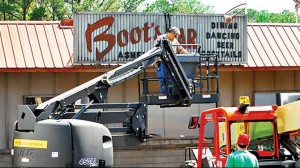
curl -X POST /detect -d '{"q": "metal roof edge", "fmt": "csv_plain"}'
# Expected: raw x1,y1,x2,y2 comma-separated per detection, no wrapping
2,65,300,73
0,21,298,26
218,66,300,71
247,22,300,26
0,21,60,24
0,68,104,73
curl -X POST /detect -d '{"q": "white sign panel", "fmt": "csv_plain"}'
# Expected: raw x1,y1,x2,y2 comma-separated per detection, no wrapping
74,12,247,64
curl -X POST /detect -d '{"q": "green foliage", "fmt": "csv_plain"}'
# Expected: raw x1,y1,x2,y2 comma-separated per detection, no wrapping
73,0,100,12
29,6,46,20
0,0,35,20
0,1,14,14
0,1,14,20
72,0,145,13
42,0,72,20
0,0,297,22
0,0,145,20
247,9,296,23
143,0,213,14
121,0,145,12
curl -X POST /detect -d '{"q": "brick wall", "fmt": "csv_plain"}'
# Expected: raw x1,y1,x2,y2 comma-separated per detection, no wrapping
113,137,205,167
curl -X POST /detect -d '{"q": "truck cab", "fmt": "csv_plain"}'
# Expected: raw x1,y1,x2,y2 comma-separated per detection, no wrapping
187,97,300,168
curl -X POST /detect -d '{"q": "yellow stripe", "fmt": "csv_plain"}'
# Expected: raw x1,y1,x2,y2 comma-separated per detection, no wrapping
14,139,48,149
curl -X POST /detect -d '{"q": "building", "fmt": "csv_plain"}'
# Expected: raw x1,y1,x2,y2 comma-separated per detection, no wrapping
0,20,300,166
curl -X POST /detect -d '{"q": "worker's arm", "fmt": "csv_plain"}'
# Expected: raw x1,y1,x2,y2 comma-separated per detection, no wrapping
179,48,189,54
174,39,189,54
254,158,259,168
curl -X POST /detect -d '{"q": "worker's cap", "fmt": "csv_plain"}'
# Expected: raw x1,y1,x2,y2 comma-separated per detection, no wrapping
169,27,180,35
237,133,250,146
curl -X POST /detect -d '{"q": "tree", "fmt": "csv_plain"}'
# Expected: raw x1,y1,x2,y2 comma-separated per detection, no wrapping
0,0,297,22
29,6,46,20
20,0,35,20
143,0,213,14
42,0,71,20
0,0,36,20
0,0,13,20
247,9,296,23
120,0,145,12
72,0,145,13
72,0,99,12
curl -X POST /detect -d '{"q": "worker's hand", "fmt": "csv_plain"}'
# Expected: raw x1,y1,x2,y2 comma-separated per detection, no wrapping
154,58,162,67
180,48,189,54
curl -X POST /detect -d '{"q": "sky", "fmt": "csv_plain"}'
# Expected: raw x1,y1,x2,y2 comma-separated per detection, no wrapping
201,0,297,14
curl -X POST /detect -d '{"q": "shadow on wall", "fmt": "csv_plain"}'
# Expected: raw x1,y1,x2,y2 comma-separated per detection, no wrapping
148,103,216,138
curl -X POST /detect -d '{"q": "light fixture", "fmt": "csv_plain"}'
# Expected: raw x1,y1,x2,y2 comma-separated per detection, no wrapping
224,3,247,25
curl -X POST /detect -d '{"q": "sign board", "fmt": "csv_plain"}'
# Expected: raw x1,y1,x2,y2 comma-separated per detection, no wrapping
74,12,247,64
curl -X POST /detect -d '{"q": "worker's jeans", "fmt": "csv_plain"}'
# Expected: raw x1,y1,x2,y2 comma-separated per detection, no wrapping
155,62,173,95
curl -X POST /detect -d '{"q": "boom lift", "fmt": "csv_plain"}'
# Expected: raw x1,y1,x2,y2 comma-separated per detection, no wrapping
140,44,219,107
187,96,300,168
12,40,219,167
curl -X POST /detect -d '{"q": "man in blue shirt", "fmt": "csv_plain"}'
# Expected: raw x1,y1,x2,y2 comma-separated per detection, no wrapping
226,133,259,168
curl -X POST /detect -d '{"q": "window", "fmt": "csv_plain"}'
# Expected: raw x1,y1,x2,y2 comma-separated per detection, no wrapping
230,121,276,160
254,92,300,106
